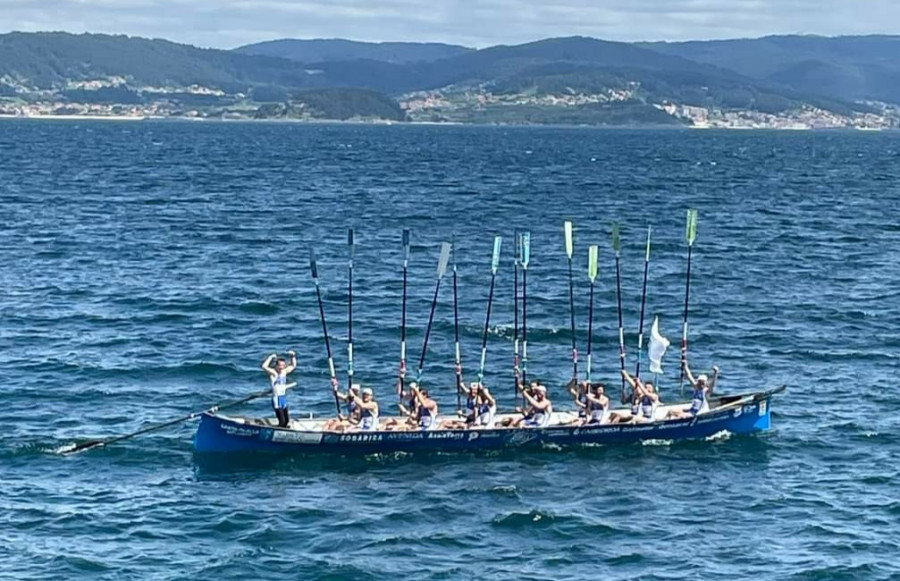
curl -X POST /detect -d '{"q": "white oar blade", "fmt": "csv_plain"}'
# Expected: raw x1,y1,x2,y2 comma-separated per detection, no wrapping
437,242,451,278
564,220,574,259
522,231,531,267
491,236,502,273
515,231,522,264
588,245,598,282
645,226,652,261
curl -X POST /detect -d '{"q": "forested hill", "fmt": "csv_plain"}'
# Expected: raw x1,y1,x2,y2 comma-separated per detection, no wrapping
235,38,472,63
642,35,900,104
0,31,897,126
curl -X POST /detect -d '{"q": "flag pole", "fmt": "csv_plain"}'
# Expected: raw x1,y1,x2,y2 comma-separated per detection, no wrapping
679,209,699,398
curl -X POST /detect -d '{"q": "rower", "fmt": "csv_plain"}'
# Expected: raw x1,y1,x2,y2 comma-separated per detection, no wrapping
513,383,553,428
413,385,439,431
583,383,610,425
441,381,479,429
261,351,296,428
612,369,660,424
473,383,497,428
383,380,420,431
668,359,720,419
324,383,361,431
568,380,590,422
348,387,379,432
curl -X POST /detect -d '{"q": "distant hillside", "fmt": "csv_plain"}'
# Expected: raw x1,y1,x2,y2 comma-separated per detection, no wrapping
235,38,472,64
643,35,900,104
0,31,312,92
0,31,894,127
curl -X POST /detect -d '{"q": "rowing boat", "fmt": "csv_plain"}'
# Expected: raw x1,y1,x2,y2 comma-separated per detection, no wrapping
193,386,783,455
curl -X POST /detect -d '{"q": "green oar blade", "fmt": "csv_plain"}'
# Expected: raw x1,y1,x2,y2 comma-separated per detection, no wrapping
588,245,598,282
645,226,652,260
686,209,699,245
564,220,574,259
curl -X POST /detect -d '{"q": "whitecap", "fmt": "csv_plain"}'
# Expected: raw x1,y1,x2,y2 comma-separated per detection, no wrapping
641,439,673,447
705,430,733,442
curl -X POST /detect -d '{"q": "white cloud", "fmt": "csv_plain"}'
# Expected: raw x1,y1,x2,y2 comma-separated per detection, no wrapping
0,0,898,48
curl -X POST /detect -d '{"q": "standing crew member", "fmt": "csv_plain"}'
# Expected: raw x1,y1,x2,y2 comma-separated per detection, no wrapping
261,351,296,428
668,359,720,418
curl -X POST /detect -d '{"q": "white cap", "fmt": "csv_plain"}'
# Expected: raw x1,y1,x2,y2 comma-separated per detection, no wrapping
697,374,708,383
351,383,362,391
469,381,479,389
534,384,547,393
361,387,373,396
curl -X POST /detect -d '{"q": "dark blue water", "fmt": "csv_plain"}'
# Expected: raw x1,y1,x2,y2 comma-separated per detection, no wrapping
2,120,899,580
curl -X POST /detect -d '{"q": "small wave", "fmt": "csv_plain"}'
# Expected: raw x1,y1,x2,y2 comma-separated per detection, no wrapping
705,430,733,442
492,509,556,528
641,438,674,447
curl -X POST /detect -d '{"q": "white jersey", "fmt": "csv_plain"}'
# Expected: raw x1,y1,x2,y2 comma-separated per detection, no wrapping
271,371,287,397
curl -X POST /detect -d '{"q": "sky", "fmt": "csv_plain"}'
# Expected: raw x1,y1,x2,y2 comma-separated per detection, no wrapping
1,0,899,49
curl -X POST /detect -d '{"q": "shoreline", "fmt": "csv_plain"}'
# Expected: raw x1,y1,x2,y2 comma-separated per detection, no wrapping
0,114,892,131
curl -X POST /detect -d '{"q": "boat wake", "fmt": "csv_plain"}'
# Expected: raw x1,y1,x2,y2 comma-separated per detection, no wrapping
705,430,733,442
641,439,674,447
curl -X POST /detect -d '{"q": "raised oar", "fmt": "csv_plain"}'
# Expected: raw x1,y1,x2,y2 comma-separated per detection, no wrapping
513,231,521,406
416,242,452,381
310,249,342,414
62,382,297,455
347,228,355,394
478,236,503,382
634,226,652,380
521,231,531,388
564,220,578,386
398,228,411,404
452,237,463,412
586,245,599,383
612,223,628,402
679,209,699,397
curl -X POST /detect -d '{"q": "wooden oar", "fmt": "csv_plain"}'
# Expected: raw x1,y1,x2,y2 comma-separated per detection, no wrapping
612,223,628,403
634,226,652,380
513,231,521,407
521,231,531,387
62,382,297,454
415,242,452,381
586,245,599,383
477,236,503,381
564,220,578,385
347,228,355,394
451,237,463,411
679,209,699,398
398,228,411,404
310,249,342,414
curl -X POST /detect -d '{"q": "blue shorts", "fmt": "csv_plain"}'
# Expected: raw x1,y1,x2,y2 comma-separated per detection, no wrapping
272,395,287,410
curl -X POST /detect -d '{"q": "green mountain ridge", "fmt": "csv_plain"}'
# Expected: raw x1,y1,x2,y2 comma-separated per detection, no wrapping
0,31,897,126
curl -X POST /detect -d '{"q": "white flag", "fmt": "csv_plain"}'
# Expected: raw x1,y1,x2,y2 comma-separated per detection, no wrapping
648,316,670,374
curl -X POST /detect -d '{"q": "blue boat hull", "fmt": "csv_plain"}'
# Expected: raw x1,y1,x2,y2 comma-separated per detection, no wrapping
193,388,782,455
